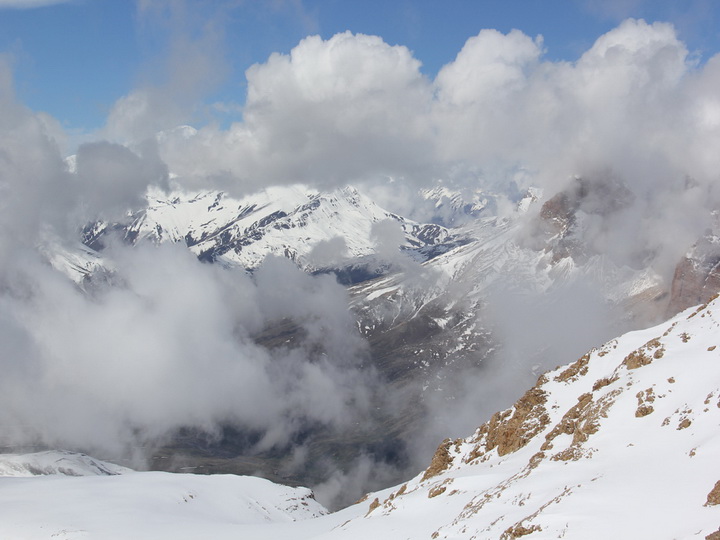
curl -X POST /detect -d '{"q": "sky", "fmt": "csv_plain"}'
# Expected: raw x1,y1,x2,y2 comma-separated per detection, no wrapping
1,0,719,135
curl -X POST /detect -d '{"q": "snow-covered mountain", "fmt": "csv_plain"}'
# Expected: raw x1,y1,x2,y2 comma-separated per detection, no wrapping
3,294,719,539
81,184,458,279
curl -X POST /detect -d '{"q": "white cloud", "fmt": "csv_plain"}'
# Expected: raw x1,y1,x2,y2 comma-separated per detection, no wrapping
154,31,437,192
148,19,718,207
434,29,543,106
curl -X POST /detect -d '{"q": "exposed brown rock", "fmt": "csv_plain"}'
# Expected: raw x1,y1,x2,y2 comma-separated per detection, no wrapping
527,451,545,469
635,388,655,417
555,353,590,383
705,480,720,506
623,337,665,370
463,377,552,464
366,498,380,515
428,479,452,499
543,393,593,448
422,438,454,481
705,530,720,540
465,423,490,464
678,418,692,430
635,405,654,417
624,349,652,369
502,524,542,539
551,447,589,462
485,386,550,457
543,389,621,458
592,376,617,391
667,253,720,317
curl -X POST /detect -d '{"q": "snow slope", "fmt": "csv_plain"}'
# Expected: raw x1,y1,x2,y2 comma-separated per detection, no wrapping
0,452,327,540
338,295,720,539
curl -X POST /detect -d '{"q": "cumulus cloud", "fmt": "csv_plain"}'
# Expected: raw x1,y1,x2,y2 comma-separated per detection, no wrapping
157,31,436,191
152,19,720,228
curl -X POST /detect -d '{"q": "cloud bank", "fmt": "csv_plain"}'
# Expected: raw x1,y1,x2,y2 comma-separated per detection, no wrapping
149,19,720,204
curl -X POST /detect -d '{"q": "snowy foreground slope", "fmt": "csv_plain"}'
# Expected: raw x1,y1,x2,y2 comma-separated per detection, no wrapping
339,296,720,539
0,452,327,540
3,297,720,539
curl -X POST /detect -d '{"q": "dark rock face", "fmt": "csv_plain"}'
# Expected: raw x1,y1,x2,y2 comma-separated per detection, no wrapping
532,177,635,264
666,216,720,316
667,254,720,316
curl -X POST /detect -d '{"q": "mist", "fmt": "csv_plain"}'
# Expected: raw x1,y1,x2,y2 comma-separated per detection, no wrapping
2,13,720,510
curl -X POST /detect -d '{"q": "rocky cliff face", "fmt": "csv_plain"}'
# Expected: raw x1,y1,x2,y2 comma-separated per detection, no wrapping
667,230,720,316
532,176,634,264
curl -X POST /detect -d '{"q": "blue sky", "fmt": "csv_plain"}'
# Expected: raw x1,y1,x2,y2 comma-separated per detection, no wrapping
1,0,719,132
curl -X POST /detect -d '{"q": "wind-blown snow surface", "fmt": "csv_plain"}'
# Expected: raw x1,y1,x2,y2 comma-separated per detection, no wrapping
3,297,720,538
